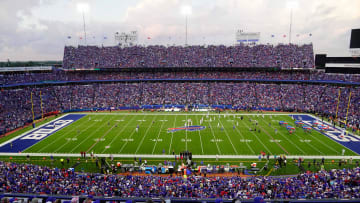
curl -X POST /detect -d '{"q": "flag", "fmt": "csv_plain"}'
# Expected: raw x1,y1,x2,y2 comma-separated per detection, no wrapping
104,36,107,40
67,36,71,39
271,34,275,38
296,34,300,37
80,37,83,39
147,37,151,39
309,33,312,36
283,34,286,38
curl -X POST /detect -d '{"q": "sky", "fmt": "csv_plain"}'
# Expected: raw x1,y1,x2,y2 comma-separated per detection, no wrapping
0,0,359,61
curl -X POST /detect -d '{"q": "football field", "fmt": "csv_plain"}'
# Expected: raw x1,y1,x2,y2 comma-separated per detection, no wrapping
19,112,358,156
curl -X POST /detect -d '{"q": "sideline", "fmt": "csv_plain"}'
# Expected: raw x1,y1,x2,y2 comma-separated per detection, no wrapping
0,153,359,159
75,112,302,116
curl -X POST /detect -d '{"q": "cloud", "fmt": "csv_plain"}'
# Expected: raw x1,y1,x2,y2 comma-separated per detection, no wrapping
0,0,360,61
0,0,51,60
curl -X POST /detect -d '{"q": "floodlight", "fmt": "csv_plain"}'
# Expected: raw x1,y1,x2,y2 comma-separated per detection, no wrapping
286,0,298,9
181,5,192,16
77,3,90,13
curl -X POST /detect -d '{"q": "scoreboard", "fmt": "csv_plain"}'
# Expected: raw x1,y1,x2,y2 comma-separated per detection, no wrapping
236,30,260,44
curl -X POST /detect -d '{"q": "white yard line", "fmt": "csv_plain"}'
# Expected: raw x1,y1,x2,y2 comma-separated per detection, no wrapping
305,127,339,154
207,119,222,155
8,112,356,158
168,115,177,154
298,138,324,155
307,114,359,155
258,116,308,155
134,115,157,154
233,119,255,154
185,115,188,151
281,117,327,155
280,122,324,155
195,114,204,155
101,114,134,153
241,118,272,154
118,114,147,153
151,115,167,154
218,118,238,154
69,116,117,153
52,116,99,153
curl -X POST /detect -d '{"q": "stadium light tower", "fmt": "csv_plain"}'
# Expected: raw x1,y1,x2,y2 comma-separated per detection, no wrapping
181,5,192,46
286,0,298,44
77,3,90,45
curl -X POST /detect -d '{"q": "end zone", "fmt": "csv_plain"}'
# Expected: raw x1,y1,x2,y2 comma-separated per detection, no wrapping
0,114,86,152
290,114,360,155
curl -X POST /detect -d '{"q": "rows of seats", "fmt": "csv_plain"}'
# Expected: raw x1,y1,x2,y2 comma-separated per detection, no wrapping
62,44,314,69
1,82,359,134
0,161,359,199
1,70,360,85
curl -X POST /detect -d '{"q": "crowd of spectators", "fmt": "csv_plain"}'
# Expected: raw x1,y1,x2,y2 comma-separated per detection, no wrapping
1,44,360,200
2,70,360,86
62,44,315,69
0,161,360,199
1,82,359,134
1,43,359,134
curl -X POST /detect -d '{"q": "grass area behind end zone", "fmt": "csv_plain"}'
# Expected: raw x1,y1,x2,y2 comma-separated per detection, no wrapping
0,115,59,144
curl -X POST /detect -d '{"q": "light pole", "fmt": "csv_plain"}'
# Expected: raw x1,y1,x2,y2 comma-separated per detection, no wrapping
289,8,292,44
181,5,192,46
186,14,188,45
287,1,298,44
77,3,90,45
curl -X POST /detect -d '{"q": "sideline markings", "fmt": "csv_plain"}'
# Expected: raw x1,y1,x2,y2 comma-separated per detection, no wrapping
101,114,131,153
118,114,147,153
52,115,103,153
152,115,168,154
2,152,359,160
135,116,157,154
218,118,238,154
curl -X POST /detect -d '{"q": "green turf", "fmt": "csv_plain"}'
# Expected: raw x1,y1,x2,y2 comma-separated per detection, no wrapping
1,155,358,176
22,113,358,156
